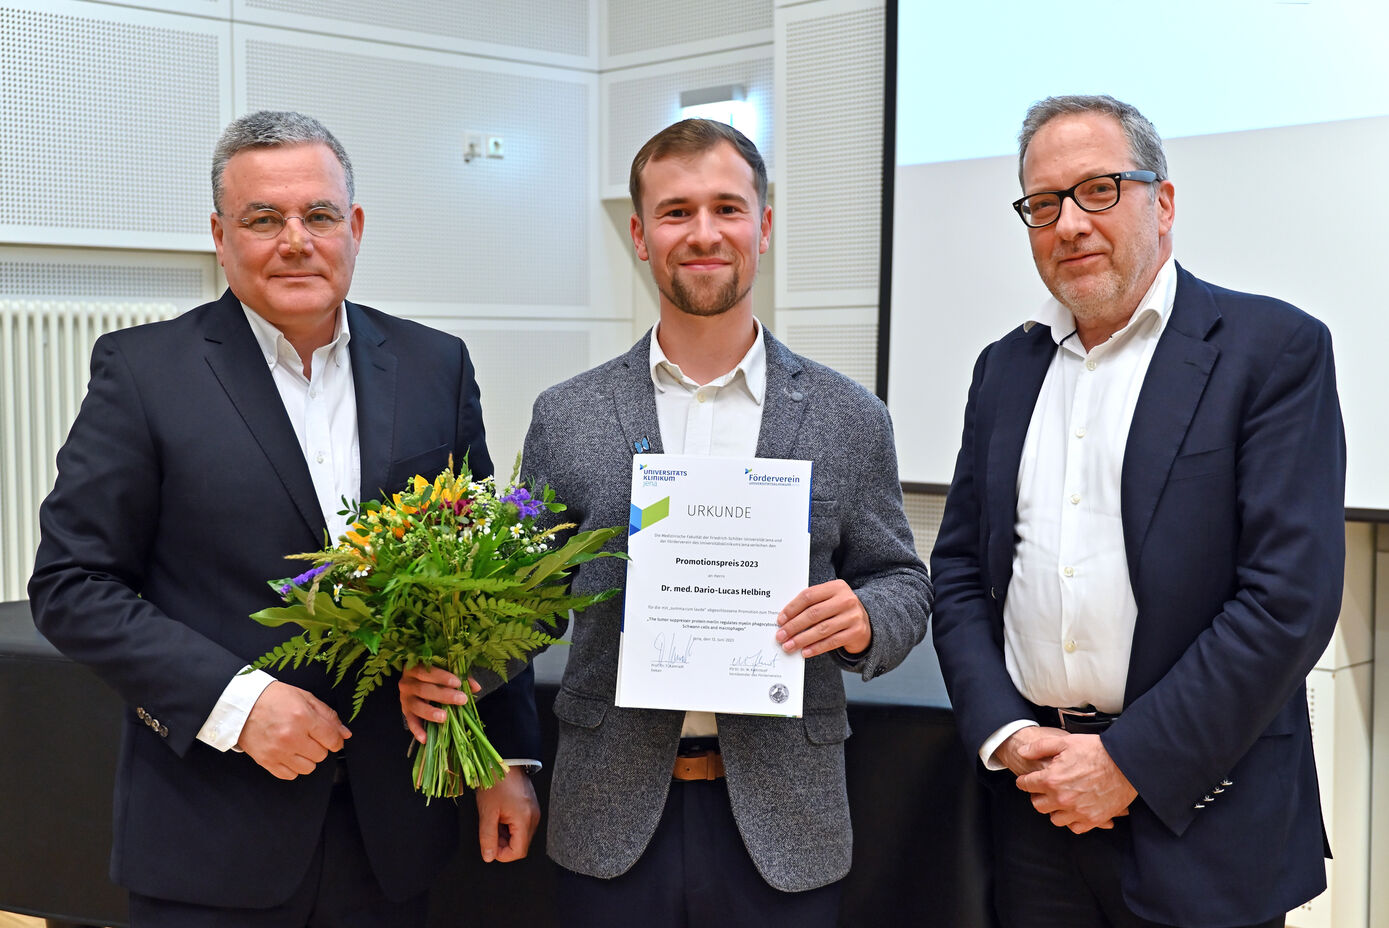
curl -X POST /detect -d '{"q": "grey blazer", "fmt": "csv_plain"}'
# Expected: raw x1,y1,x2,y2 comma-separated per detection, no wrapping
522,328,932,892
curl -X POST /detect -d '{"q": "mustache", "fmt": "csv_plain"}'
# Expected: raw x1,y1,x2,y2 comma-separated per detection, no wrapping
671,246,736,263
1055,246,1105,261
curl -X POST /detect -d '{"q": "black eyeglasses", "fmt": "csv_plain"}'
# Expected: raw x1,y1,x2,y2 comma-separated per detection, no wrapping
1012,171,1160,228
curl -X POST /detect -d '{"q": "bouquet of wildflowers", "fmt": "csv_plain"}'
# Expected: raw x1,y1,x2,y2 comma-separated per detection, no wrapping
250,457,620,800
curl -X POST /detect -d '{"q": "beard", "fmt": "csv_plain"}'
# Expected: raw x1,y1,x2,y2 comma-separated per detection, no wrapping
1041,245,1154,334
659,250,751,317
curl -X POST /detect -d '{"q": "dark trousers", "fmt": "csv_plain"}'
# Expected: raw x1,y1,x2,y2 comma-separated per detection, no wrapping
988,779,1284,928
557,777,842,928
128,782,428,928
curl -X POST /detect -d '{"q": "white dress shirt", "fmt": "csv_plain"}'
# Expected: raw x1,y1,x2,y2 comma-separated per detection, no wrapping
197,304,360,751
649,319,767,738
981,256,1178,767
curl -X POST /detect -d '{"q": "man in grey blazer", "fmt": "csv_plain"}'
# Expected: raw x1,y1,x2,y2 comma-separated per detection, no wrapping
404,120,931,924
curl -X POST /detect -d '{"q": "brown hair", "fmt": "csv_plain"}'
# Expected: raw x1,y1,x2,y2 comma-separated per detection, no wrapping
629,118,767,215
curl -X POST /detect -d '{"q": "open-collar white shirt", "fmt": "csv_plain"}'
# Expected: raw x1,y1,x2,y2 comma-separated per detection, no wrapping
197,303,359,751
649,317,767,737
982,256,1178,767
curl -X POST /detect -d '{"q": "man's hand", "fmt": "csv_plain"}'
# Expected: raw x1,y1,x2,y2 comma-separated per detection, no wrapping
475,766,540,863
775,579,871,658
990,725,1069,777
1014,733,1136,833
237,681,351,779
398,664,481,744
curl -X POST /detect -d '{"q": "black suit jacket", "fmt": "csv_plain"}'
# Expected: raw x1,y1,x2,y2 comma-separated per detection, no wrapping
931,266,1345,926
29,289,540,907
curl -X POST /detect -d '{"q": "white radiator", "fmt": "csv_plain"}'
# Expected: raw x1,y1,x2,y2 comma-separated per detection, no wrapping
0,300,180,602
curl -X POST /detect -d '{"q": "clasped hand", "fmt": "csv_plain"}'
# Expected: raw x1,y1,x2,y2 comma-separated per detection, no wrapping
238,680,351,780
997,728,1137,833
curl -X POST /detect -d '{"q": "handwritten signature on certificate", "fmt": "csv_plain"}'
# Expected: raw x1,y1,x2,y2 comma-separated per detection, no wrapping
729,650,780,672
651,632,694,668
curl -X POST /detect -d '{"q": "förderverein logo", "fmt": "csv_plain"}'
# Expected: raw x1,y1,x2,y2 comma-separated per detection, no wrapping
744,468,802,487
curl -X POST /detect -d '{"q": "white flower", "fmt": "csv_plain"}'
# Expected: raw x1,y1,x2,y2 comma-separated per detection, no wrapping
509,524,523,538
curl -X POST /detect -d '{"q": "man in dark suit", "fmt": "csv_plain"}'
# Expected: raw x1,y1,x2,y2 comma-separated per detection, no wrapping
931,94,1345,928
28,111,541,926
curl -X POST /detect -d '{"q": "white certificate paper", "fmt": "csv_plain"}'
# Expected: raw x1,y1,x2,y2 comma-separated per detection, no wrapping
616,454,812,717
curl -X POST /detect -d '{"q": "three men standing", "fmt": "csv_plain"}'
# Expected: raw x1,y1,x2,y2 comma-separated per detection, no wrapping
931,95,1345,928
29,94,1345,928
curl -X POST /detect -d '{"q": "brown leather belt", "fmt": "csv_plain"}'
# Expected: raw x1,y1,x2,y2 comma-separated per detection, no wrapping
672,748,725,781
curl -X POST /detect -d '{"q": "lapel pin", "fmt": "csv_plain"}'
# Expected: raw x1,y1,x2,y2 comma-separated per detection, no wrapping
633,437,651,453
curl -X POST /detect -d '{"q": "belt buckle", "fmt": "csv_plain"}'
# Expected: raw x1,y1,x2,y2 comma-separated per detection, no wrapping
1056,706,1099,733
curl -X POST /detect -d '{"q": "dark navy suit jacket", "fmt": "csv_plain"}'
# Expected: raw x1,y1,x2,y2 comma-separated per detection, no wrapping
29,289,540,908
931,265,1344,926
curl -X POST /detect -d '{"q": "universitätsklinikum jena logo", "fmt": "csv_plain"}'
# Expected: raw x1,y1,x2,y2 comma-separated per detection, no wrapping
628,496,670,535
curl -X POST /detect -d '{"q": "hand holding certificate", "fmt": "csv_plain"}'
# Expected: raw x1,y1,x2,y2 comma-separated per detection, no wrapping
616,454,811,717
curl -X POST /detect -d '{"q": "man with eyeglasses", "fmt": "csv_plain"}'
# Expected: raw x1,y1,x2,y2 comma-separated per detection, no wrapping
931,94,1344,927
29,110,542,926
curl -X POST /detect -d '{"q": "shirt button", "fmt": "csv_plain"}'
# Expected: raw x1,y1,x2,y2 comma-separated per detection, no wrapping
696,391,707,403
315,451,325,464
1085,359,1097,371
1063,566,1075,577
1064,639,1078,653
1075,427,1087,438
1070,494,1081,505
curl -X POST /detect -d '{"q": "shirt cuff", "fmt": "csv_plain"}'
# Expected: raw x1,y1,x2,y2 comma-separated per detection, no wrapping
501,758,543,775
196,667,275,752
980,719,1038,770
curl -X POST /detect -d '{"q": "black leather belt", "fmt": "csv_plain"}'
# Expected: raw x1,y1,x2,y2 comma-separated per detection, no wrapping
1048,705,1120,734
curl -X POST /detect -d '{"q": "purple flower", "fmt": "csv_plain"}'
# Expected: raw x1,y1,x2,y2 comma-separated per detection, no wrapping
502,487,543,518
279,563,332,596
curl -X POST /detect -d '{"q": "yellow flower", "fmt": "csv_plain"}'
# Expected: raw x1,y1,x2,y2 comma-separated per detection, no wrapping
412,475,429,493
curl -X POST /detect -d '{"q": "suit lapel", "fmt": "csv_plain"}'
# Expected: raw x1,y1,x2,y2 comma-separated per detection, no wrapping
1121,267,1221,574
611,333,664,456
756,331,808,460
984,325,1055,585
201,291,324,542
346,303,398,501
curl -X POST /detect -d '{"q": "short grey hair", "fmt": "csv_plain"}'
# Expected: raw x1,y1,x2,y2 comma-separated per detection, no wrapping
212,110,355,214
1017,94,1167,188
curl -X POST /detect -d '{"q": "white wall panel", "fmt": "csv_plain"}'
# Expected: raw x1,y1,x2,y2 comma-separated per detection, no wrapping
602,48,774,197
774,306,876,392
1371,529,1389,928
775,0,884,308
398,316,632,473
603,0,771,69
0,0,231,251
0,246,216,303
1295,662,1373,927
233,0,595,68
78,0,228,17
235,25,597,315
